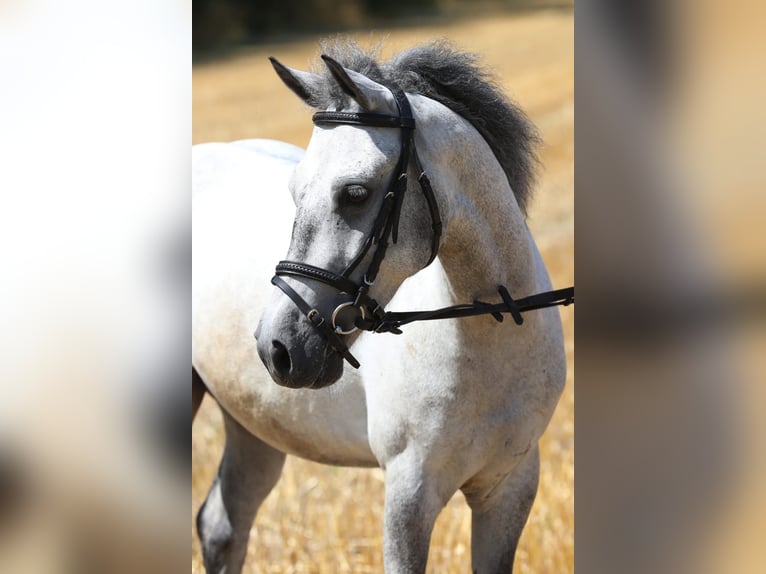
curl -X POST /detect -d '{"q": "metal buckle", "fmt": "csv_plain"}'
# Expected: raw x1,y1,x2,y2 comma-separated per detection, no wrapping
331,302,367,335
306,308,324,326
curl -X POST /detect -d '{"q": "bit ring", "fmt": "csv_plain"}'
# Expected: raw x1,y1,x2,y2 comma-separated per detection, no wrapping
331,302,366,335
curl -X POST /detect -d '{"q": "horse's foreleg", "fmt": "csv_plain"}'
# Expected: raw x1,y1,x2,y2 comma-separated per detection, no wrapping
382,453,450,574
196,408,286,574
464,445,540,574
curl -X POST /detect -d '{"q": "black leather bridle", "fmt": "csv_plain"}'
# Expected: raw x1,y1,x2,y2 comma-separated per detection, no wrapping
270,84,574,369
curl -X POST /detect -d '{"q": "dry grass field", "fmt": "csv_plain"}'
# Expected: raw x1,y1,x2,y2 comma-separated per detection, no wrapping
193,9,573,573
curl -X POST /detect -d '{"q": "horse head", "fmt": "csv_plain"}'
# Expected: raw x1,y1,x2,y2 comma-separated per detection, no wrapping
255,55,440,389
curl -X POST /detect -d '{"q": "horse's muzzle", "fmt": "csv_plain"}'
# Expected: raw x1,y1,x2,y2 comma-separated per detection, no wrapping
256,326,344,390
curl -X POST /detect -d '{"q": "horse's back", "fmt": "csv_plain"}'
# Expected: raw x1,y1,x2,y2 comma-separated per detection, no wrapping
192,139,297,320
228,138,305,162
193,138,304,164
192,138,302,198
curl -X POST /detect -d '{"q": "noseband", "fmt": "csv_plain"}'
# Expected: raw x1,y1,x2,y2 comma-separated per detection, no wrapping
269,85,573,369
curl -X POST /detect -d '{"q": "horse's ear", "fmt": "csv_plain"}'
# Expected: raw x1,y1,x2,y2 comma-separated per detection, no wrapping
269,57,323,107
320,55,395,112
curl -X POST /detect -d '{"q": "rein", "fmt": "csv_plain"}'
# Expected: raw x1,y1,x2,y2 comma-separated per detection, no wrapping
271,85,574,369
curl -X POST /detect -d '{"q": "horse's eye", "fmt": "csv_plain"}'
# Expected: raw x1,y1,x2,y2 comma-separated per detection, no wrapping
343,184,369,205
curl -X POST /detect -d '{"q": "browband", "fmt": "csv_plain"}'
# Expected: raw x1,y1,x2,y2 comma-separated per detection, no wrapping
313,111,416,130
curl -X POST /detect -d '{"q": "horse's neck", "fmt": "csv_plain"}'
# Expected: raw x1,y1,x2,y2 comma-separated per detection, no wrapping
440,200,534,303
417,102,537,303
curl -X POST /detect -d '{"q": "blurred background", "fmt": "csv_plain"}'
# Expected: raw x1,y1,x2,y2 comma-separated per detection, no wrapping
192,0,573,55
192,1,574,573
1,2,189,572
576,1,766,573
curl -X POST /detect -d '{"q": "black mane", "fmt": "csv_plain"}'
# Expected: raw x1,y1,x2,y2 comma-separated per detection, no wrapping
311,39,541,215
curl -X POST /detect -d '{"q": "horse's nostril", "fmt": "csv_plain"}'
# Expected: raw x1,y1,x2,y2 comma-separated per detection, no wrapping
270,340,292,378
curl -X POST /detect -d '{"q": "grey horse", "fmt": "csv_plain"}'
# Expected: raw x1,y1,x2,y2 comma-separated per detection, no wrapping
193,42,567,573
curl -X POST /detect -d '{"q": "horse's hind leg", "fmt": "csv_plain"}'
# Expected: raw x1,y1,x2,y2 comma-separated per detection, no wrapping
197,408,286,574
464,445,540,574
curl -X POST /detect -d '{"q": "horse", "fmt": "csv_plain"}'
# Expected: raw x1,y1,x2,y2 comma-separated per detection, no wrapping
193,41,568,573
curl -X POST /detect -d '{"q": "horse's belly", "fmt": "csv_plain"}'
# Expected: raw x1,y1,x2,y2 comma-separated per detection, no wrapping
198,354,377,467
250,416,378,468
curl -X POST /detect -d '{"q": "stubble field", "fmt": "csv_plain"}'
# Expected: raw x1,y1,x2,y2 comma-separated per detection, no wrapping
193,9,573,573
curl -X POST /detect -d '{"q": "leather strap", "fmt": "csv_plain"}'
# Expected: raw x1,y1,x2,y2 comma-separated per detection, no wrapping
271,275,361,368
275,261,358,294
313,111,415,129
358,286,575,333
411,145,442,266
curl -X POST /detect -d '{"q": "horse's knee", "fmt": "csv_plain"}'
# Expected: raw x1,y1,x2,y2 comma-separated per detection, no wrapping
464,445,540,513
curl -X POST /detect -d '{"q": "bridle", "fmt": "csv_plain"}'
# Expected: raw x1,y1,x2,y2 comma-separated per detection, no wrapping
270,84,574,369
271,86,434,368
